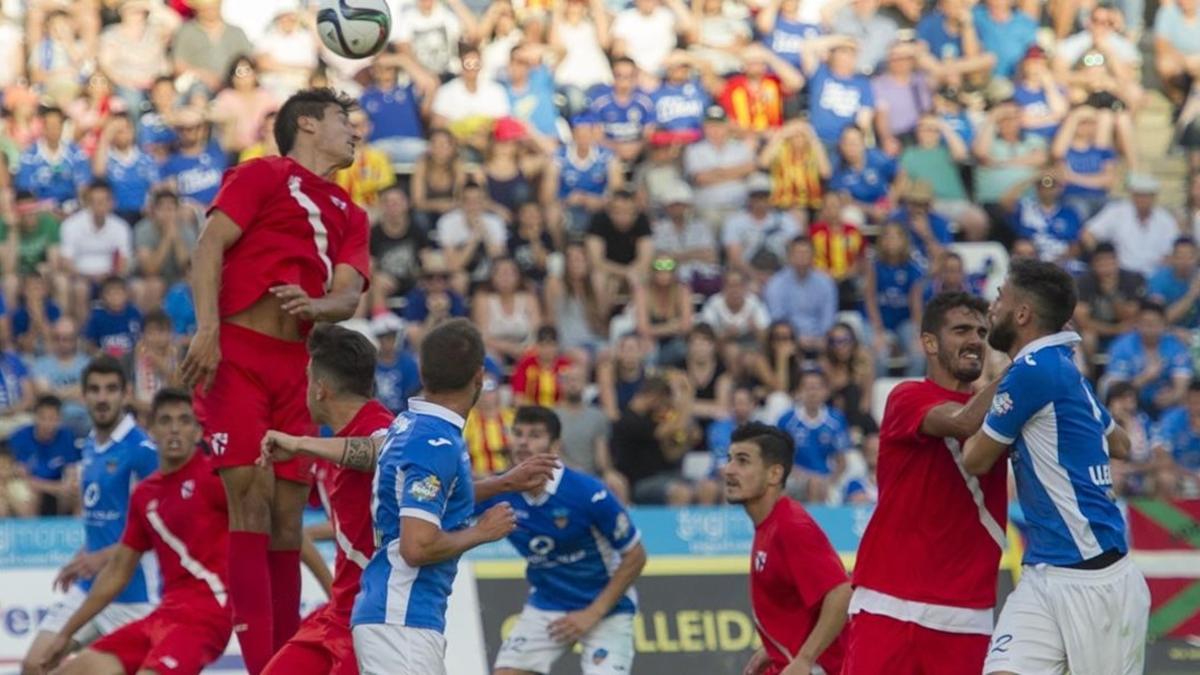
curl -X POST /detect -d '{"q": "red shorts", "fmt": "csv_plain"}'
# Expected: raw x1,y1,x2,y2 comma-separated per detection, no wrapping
843,611,989,675
195,322,315,483
262,603,356,675
90,607,232,675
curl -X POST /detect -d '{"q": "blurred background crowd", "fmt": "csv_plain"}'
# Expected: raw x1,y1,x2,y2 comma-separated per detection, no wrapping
0,0,1198,519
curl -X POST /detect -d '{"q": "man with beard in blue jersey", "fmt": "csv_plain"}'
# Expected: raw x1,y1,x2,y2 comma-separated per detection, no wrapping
963,259,1150,675
484,406,646,675
21,356,158,675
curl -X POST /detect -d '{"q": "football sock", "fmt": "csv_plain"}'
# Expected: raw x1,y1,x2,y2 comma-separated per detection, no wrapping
269,548,302,649
229,531,274,675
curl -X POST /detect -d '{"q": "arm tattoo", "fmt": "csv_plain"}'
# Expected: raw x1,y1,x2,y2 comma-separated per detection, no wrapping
342,437,377,471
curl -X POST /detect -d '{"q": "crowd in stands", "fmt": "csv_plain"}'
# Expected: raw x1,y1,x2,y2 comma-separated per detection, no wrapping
1,0,1199,519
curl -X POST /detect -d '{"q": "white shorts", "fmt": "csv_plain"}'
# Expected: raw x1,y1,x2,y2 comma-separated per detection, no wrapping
494,605,635,675
352,623,447,675
38,586,154,646
984,556,1150,675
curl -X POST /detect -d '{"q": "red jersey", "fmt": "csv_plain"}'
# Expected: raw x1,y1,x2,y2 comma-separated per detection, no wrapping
852,380,1008,628
313,400,395,620
720,74,785,132
121,452,229,614
208,156,371,323
511,352,572,406
751,497,849,675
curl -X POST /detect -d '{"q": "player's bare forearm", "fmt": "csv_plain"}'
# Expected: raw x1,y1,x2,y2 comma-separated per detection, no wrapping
311,266,366,322
1107,425,1131,461
795,581,852,665
57,545,140,639
262,432,382,472
191,211,241,331
587,542,646,617
300,533,334,599
963,431,1009,475
398,518,490,567
920,375,1005,439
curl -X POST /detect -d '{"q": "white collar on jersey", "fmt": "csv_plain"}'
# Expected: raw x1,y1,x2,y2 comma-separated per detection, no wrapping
90,414,138,453
407,398,466,430
523,465,565,506
1012,330,1083,364
794,405,830,428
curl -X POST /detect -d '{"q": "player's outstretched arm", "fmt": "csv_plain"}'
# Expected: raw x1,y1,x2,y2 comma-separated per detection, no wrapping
39,545,141,672
473,455,560,503
548,542,647,644
260,431,384,472
398,503,517,568
52,545,115,593
962,431,1010,475
786,581,852,675
181,211,242,391
920,375,1005,439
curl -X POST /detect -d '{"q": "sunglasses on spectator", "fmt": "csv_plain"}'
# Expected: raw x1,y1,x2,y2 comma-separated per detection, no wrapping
463,57,482,71
425,272,450,281
652,258,677,272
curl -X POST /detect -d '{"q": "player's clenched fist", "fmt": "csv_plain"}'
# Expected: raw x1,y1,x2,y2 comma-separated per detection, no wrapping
259,430,302,465
476,502,517,541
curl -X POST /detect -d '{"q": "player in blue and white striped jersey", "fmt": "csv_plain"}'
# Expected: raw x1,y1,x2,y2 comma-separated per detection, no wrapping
482,406,646,675
962,259,1150,675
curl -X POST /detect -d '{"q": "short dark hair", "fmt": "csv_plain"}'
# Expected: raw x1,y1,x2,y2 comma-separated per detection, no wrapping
99,275,127,293
535,325,558,343
1091,241,1117,258
1174,236,1197,250
37,105,64,120
731,422,796,483
143,310,172,332
82,354,127,390
419,319,485,394
150,189,179,208
1105,380,1138,406
788,235,812,250
87,179,113,196
688,323,717,343
612,56,637,70
150,387,193,420
307,324,377,399
1008,258,1077,333
637,375,673,400
921,291,990,334
34,394,62,412
1138,298,1167,317
1189,379,1200,395
274,88,356,156
513,406,562,441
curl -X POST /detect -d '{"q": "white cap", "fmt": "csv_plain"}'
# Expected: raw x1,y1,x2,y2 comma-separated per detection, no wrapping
369,312,406,337
747,172,772,195
338,318,380,350
1127,173,1160,194
663,181,694,205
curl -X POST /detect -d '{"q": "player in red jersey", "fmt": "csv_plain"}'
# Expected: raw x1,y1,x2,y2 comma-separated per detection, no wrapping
40,388,231,675
844,292,1009,675
257,324,557,674
178,88,370,673
723,422,852,675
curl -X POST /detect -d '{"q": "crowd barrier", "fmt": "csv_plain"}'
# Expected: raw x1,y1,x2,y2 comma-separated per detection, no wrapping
1,503,1198,674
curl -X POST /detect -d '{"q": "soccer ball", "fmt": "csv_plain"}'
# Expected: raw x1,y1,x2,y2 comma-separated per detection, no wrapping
316,0,392,60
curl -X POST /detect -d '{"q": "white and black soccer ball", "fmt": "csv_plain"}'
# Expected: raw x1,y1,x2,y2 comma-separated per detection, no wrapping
316,0,392,60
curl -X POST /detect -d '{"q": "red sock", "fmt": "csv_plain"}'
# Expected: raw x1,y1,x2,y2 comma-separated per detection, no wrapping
268,549,301,649
229,532,274,675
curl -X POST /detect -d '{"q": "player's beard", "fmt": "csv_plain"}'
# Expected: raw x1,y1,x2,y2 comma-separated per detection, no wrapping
988,310,1017,353
937,340,984,383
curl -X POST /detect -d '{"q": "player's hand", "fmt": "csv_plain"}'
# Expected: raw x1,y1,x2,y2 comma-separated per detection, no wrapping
53,551,103,593
180,326,221,392
503,455,560,492
270,284,321,321
547,607,602,644
37,633,72,674
259,430,302,466
780,654,815,675
743,647,770,675
475,502,517,542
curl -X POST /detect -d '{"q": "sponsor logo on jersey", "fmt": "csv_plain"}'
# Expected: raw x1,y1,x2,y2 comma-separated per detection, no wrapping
409,475,441,501
83,482,101,508
591,489,608,503
428,437,453,447
991,392,1014,416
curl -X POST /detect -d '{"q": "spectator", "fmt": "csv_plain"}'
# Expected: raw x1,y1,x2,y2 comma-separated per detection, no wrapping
842,432,879,504
972,99,1049,241
821,322,876,431
508,201,554,284
480,118,544,224
91,115,160,226
652,182,720,292
1051,106,1118,220
333,109,397,215
806,38,875,148
368,186,429,313
549,114,622,235
132,190,196,312
707,384,761,474
829,126,899,222
59,180,133,318
681,324,732,442
84,276,143,358
634,256,695,367
717,44,805,137
0,449,35,517
138,76,180,162
236,108,281,162
871,40,935,155
170,0,253,96
369,313,421,414
27,8,88,95
597,333,651,420
922,250,986,302
809,192,868,302
1107,381,1156,497
124,310,177,418
700,269,771,347
0,345,33,439
777,368,851,503
1151,380,1200,498
1105,300,1195,415
1153,0,1200,106
1012,46,1069,142
512,326,573,406
650,51,716,147
431,45,511,153
1,192,61,283
757,0,823,71
611,0,694,77
758,119,832,219
500,43,561,146
411,128,468,232
30,317,89,435
549,0,614,106
473,258,541,363
8,395,78,516
889,180,954,268
15,106,91,209
764,236,838,353
464,376,513,476
1075,242,1146,369
723,174,803,281
359,57,434,167
159,107,227,208
589,56,656,164
394,0,477,81
1148,237,1200,331
684,105,756,225
254,6,321,99
1001,170,1083,266
544,241,612,364
436,181,509,293
209,56,279,156
403,251,469,347
689,0,752,76
554,361,628,502
972,0,1037,79
66,72,122,159
900,116,972,226
612,373,716,505
586,189,653,295
12,274,61,356
915,0,996,84
1083,173,1181,278
864,222,926,375
825,0,900,75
